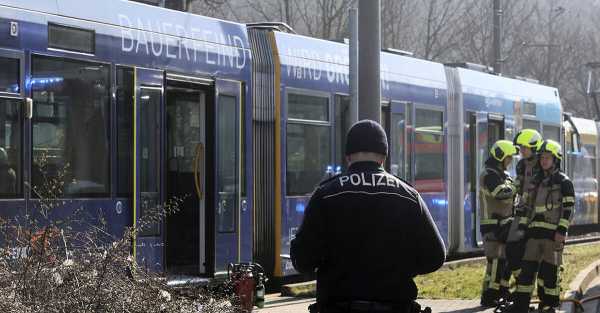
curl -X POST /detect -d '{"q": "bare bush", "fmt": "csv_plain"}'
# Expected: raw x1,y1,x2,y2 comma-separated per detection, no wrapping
0,155,239,312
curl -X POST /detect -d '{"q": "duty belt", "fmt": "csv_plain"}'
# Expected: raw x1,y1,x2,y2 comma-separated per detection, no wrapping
324,300,413,313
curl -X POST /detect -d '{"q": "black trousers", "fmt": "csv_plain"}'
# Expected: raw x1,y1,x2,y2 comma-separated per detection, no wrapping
315,301,416,313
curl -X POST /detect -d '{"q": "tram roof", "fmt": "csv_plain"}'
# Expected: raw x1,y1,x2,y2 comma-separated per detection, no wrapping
570,117,598,137
457,68,560,104
0,0,249,47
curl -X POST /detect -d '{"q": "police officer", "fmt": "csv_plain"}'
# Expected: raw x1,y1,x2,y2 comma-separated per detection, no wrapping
290,120,445,313
498,129,543,301
503,140,575,313
479,140,519,307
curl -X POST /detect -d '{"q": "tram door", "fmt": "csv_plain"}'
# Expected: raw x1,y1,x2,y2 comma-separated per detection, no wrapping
473,113,505,246
165,76,208,275
389,101,410,180
214,79,243,271
133,68,164,272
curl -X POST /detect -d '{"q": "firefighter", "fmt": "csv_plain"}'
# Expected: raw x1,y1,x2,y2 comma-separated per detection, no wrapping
479,140,519,307
499,129,543,299
502,140,575,313
291,120,445,313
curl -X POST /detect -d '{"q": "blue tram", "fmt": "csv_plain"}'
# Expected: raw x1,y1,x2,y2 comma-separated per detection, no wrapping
0,0,596,282
0,0,253,278
249,27,570,276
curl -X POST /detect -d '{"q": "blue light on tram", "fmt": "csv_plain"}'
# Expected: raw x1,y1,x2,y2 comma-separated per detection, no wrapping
10,84,19,93
335,166,341,175
27,77,64,87
431,198,448,206
295,202,306,213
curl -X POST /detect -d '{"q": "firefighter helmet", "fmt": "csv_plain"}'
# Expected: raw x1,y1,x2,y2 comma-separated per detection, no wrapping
538,139,562,160
513,129,543,151
490,140,519,162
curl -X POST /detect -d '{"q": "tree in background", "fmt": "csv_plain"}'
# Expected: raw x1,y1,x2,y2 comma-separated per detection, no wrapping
184,0,600,118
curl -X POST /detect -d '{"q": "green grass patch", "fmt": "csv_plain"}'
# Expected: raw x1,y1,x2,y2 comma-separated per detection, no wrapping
415,242,600,299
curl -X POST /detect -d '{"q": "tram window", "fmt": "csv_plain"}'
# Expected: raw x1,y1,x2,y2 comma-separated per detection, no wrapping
0,99,21,197
414,109,444,193
0,58,19,94
286,123,330,196
522,119,539,131
583,144,597,158
117,67,134,197
139,88,161,236
217,95,239,233
48,23,95,54
543,125,561,142
31,56,110,197
288,93,329,121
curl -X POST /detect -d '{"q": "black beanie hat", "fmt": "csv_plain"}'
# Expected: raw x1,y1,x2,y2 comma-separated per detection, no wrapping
345,119,388,156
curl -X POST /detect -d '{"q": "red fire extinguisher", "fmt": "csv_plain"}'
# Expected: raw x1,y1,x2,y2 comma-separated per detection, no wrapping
228,263,268,312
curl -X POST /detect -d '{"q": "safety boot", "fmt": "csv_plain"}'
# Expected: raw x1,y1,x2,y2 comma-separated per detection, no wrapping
493,302,531,313
481,290,500,308
537,306,556,313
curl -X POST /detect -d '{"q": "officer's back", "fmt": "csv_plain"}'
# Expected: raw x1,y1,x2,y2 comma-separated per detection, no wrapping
291,120,446,312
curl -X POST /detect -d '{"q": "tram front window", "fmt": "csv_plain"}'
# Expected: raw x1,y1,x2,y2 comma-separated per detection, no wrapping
31,56,110,197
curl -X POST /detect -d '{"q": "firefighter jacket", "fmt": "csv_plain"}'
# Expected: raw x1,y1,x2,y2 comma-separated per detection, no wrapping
527,168,575,238
479,159,516,237
514,156,540,228
290,161,446,305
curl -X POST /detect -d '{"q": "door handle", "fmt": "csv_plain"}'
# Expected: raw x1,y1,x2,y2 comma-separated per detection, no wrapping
193,143,204,200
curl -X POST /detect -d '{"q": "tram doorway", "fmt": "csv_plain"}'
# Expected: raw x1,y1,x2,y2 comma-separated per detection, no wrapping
472,113,509,246
165,79,211,275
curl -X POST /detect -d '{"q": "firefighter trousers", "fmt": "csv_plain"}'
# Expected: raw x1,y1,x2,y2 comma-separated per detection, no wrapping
481,239,508,302
512,238,563,310
500,239,526,295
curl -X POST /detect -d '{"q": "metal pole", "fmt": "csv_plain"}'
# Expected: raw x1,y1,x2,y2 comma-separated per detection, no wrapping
546,3,554,85
349,7,359,125
358,0,381,122
492,0,502,74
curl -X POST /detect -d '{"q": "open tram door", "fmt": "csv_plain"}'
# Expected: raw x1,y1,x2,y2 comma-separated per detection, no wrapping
164,73,210,276
133,68,165,272
473,112,511,246
389,101,411,180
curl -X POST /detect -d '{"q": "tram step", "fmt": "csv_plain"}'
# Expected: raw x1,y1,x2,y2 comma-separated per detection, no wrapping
281,280,316,298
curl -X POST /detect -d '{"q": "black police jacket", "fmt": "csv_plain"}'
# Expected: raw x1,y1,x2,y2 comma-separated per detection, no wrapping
290,161,446,305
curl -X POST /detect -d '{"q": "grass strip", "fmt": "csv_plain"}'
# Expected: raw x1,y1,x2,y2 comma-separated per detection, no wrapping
415,242,600,299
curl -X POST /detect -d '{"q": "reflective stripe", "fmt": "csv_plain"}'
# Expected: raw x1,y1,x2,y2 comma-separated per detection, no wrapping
491,184,511,197
489,259,499,290
512,269,521,277
499,218,512,225
519,217,529,225
538,278,544,287
501,279,510,288
481,219,498,225
529,221,558,230
563,196,575,204
516,284,534,293
535,206,548,213
544,285,560,296
559,218,569,228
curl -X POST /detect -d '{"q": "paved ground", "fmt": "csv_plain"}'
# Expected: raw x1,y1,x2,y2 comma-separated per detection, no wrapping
256,295,497,313
581,275,600,313
257,274,600,313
